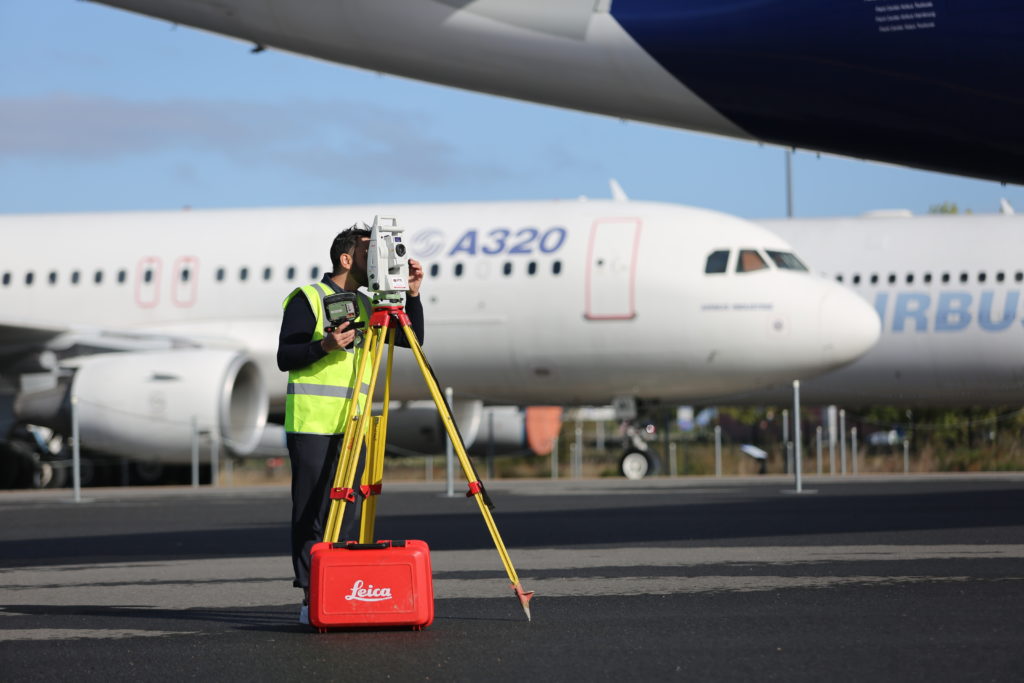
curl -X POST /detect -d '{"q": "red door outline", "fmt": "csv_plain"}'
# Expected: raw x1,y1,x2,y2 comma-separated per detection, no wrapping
135,257,162,309
584,218,642,320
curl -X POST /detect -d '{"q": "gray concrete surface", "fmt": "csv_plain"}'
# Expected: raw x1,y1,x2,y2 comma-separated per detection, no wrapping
1,475,1022,681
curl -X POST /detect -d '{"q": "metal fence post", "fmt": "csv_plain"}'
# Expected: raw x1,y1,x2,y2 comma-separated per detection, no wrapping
714,425,722,477
445,387,456,497
793,380,802,493
190,416,200,488
816,425,823,475
71,393,82,503
840,408,847,475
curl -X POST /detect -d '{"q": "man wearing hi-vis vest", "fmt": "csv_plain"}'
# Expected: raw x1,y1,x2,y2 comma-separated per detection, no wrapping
277,226,424,624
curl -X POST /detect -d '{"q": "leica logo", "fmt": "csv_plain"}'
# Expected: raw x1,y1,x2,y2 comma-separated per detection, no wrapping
345,579,393,602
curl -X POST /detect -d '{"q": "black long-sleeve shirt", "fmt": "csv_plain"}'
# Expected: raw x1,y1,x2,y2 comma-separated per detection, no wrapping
276,273,424,372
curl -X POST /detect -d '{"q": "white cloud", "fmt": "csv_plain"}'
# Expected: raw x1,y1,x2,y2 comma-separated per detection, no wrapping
0,94,511,187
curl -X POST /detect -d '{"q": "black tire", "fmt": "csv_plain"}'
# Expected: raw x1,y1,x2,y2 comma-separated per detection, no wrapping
41,461,70,489
0,440,41,489
619,449,661,479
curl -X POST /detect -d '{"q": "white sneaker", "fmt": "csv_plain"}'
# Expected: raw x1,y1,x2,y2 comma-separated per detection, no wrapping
298,604,309,625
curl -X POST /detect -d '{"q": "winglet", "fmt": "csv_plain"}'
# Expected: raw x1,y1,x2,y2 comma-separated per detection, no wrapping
999,198,1015,215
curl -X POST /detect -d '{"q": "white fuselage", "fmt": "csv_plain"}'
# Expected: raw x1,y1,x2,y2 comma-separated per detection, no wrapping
744,214,1024,406
0,199,877,410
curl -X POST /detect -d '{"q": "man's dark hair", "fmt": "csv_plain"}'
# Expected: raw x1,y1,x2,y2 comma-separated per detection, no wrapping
330,226,371,274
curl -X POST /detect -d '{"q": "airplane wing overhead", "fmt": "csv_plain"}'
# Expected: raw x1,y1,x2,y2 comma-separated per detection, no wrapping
91,0,1024,183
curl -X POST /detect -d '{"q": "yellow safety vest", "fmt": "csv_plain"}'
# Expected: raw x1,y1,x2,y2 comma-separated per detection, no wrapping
282,282,373,435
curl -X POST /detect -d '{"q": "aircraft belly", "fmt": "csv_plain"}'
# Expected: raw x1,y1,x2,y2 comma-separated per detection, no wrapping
612,0,1024,183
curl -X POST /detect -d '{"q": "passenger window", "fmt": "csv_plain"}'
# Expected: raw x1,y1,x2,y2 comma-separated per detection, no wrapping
2,272,10,286
737,250,768,273
1016,272,1023,282
240,267,249,282
25,272,34,286
71,271,80,285
263,267,272,281
552,260,562,275
95,270,103,285
454,263,464,277
978,271,986,283
528,261,537,275
887,273,896,284
852,274,861,285
941,272,950,284
870,274,879,285
996,271,1005,283
959,272,968,283
503,262,512,276
286,266,296,281
923,273,932,284
766,250,808,271
216,267,225,282
48,271,57,285
118,269,127,284
835,275,843,283
705,250,729,274
906,273,914,284
429,264,439,277
310,266,318,280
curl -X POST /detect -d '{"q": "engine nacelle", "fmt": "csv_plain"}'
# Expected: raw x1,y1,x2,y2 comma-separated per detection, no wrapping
17,350,267,464
385,401,562,456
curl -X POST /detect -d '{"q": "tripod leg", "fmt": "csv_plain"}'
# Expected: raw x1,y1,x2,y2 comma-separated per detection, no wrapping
358,329,395,544
322,325,387,543
398,322,534,621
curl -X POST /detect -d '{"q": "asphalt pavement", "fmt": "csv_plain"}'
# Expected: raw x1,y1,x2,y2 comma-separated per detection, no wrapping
1,474,1022,681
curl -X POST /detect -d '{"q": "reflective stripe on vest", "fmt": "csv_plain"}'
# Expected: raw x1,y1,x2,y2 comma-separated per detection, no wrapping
282,282,373,435
287,382,373,399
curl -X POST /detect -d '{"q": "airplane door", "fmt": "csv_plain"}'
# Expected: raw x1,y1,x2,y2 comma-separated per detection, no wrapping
585,218,641,320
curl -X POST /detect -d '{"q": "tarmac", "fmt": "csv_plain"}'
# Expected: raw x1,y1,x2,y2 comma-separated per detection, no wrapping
1,473,1022,681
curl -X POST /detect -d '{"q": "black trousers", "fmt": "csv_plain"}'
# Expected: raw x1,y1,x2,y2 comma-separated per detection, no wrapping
287,432,363,590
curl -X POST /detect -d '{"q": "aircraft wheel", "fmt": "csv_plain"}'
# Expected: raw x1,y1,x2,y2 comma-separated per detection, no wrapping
40,461,69,489
619,449,660,480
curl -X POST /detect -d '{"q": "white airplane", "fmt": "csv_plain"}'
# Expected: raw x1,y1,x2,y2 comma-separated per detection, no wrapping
89,0,1024,183
720,210,1024,406
0,195,878,486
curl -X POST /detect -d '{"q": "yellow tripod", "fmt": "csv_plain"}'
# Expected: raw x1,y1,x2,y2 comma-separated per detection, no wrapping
321,303,534,621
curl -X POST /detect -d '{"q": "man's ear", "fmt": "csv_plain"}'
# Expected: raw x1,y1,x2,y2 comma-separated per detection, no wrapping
338,252,353,271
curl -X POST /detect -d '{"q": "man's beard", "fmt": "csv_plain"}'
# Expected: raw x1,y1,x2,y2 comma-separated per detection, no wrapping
351,265,369,288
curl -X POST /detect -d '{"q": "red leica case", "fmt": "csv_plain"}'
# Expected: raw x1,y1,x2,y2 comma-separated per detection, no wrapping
308,539,434,631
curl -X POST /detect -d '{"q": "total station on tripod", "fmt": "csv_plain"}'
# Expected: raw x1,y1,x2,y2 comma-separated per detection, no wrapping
366,215,409,303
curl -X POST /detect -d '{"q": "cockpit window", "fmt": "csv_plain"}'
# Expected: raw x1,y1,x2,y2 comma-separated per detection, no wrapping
766,250,808,271
736,249,768,273
705,250,730,274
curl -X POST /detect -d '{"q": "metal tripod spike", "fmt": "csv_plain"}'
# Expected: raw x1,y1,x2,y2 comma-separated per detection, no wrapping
321,302,534,621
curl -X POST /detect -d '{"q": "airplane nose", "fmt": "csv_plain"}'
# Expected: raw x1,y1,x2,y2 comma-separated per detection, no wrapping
818,286,881,368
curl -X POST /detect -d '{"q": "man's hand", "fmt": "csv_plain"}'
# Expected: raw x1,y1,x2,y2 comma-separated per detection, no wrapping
408,258,424,297
321,321,356,352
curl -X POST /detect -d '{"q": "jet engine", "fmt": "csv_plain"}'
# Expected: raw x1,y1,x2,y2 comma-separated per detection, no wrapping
385,401,561,456
15,350,267,464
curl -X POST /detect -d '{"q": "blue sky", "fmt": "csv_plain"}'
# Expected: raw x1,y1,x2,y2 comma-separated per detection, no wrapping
2,0,1021,218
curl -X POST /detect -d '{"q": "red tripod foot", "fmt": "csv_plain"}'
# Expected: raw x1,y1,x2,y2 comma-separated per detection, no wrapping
512,582,535,622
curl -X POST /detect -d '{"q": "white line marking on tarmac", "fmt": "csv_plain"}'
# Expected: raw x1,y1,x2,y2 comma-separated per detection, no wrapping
1,545,1019,610
0,628,197,642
